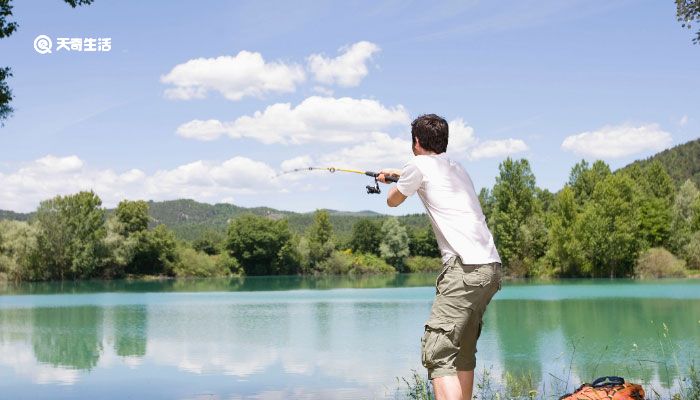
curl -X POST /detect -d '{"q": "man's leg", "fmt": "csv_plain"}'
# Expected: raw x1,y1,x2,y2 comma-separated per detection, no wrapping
432,370,474,400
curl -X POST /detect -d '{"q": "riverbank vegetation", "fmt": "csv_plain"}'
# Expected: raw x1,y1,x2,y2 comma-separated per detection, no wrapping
1,153,700,281
0,192,441,281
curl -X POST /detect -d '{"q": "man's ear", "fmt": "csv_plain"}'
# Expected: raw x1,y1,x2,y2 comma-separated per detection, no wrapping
413,136,422,151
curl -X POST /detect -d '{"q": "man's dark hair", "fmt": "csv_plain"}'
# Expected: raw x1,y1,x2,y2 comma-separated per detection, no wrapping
411,114,448,154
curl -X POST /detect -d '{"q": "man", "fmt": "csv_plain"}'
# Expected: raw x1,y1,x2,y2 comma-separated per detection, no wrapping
378,114,502,400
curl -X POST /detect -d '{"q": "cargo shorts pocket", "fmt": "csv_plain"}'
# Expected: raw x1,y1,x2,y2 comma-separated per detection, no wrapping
421,317,456,368
434,266,449,295
463,268,492,287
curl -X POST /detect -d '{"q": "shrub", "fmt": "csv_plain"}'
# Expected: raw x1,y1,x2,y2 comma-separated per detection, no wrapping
173,247,234,278
350,252,395,274
634,247,686,278
0,220,38,281
316,250,353,274
684,232,700,270
316,250,395,275
216,252,242,275
380,217,410,270
404,256,442,272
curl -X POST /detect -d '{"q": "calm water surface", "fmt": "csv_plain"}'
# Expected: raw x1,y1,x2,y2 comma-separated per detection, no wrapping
0,275,698,399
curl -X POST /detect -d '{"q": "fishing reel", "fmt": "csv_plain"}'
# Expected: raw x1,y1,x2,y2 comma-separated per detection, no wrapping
366,177,382,194
365,172,398,194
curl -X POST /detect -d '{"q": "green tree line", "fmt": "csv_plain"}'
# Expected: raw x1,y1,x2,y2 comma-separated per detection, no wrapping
0,192,442,281
481,158,700,278
1,157,699,282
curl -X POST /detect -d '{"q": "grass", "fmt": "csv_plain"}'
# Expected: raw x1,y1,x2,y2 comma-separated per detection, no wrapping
395,365,699,400
394,322,700,400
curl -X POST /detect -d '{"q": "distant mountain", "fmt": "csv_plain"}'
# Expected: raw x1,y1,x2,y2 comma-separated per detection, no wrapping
0,198,423,242
620,138,700,187
0,210,31,222
145,199,399,241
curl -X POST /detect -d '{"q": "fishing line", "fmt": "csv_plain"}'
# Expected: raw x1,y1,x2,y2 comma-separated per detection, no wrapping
275,166,399,194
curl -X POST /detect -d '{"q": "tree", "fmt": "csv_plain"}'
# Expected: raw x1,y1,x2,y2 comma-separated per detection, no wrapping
692,196,700,231
627,161,675,248
574,174,641,277
128,225,178,275
192,229,224,255
379,217,409,270
408,226,440,258
350,218,381,255
568,160,611,205
0,66,11,125
115,200,149,235
0,0,94,124
226,214,298,275
676,0,700,44
545,186,584,276
669,179,700,254
489,158,538,271
32,191,108,280
478,187,494,222
307,210,334,266
0,220,37,281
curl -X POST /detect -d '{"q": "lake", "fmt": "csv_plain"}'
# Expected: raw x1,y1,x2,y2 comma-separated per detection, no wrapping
0,275,699,399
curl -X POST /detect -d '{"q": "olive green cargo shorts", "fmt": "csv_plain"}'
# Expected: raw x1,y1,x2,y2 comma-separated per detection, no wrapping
421,256,502,380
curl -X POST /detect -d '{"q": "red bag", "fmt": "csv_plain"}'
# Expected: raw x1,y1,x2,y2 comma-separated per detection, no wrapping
559,376,645,400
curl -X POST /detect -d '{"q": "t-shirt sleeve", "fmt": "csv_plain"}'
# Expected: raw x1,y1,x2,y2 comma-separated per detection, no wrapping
396,161,423,197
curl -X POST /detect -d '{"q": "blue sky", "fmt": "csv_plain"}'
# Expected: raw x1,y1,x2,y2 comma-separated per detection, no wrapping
0,0,698,213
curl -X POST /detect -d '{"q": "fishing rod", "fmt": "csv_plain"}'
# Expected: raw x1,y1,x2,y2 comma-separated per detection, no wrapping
275,166,399,194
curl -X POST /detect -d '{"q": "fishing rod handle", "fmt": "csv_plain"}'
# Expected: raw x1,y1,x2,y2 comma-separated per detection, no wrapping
366,171,399,183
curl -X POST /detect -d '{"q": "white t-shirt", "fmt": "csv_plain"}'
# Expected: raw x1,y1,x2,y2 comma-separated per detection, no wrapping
396,153,501,265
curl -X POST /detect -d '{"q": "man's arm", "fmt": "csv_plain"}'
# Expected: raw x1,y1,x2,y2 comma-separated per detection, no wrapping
377,169,407,207
386,186,407,207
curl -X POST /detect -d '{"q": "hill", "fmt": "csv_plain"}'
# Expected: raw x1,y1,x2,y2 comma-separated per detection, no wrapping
620,138,700,187
0,210,31,221
145,199,405,241
0,198,427,242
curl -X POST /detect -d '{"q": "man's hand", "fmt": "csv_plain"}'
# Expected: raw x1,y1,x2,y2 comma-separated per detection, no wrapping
377,168,401,184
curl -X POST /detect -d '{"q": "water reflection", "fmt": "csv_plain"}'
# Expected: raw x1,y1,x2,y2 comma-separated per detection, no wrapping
0,278,698,399
0,273,438,296
113,305,147,357
32,306,103,370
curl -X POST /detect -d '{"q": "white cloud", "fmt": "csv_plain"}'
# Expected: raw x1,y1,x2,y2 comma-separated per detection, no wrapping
176,96,410,144
319,132,412,170
448,118,478,153
679,115,689,127
447,119,526,160
161,50,306,101
34,155,84,173
561,123,673,158
0,155,283,212
277,119,528,178
307,41,380,87
468,139,529,160
279,133,412,173
312,86,334,96
280,155,314,171
176,119,226,141
0,343,80,385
